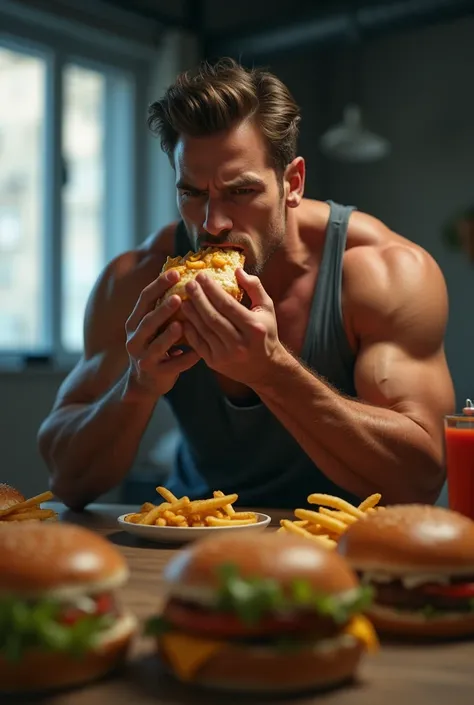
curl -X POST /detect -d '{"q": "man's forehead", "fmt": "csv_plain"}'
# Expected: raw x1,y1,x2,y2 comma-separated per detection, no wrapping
174,123,269,175
176,170,266,190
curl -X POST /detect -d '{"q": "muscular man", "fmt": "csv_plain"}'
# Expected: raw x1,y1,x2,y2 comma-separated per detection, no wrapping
38,58,455,511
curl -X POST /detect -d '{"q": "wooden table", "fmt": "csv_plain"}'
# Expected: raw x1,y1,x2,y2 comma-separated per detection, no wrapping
6,502,474,704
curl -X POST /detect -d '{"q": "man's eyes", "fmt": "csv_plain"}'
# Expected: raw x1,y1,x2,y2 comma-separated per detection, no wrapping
179,187,255,198
232,188,255,196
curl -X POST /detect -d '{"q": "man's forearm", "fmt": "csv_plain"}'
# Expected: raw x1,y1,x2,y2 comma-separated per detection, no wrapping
39,373,158,510
252,349,443,504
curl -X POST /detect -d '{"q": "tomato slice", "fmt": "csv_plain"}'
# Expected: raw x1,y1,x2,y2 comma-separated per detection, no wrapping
59,608,85,626
163,600,335,639
419,583,474,598
95,594,114,615
58,594,114,625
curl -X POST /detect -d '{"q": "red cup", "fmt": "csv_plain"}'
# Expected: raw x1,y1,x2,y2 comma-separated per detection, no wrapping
445,408,474,519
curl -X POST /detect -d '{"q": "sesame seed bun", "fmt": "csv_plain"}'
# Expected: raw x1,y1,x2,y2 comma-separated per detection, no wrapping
165,531,359,602
0,521,129,598
0,483,25,510
339,504,474,576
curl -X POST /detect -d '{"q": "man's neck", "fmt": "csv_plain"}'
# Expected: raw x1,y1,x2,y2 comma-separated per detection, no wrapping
259,210,310,304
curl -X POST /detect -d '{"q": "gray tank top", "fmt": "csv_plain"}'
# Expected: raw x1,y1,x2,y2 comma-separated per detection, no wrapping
164,200,359,509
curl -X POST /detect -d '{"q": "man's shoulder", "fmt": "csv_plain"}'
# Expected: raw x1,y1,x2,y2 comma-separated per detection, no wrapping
300,198,448,347
85,221,178,322
343,209,443,298
300,197,428,254
140,220,179,257
341,210,448,342
77,221,179,355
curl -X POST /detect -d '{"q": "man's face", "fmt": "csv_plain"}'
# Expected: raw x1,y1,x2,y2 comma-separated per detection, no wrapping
173,120,287,276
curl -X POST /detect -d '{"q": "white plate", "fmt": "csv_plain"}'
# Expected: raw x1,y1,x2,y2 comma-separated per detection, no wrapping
116,512,271,543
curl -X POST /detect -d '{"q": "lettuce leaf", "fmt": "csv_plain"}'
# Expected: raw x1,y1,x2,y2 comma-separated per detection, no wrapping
144,615,171,637
214,563,374,625
0,597,114,662
144,565,374,636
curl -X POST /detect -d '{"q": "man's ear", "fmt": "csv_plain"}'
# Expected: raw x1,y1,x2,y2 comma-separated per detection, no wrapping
284,157,305,208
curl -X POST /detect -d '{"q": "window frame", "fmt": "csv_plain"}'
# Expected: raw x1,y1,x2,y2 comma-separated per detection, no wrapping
0,3,153,368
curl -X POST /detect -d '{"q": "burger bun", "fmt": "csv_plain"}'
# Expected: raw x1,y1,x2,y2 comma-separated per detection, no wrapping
364,604,474,641
173,636,365,694
0,483,25,510
339,503,474,575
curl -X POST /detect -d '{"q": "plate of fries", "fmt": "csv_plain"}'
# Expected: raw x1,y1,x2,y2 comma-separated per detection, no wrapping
0,491,58,524
118,487,271,543
278,492,383,549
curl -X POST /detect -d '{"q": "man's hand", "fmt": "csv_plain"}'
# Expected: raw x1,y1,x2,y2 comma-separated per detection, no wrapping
180,268,283,387
125,269,200,399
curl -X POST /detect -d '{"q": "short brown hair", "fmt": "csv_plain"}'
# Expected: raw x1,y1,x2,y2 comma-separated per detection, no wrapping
147,57,301,174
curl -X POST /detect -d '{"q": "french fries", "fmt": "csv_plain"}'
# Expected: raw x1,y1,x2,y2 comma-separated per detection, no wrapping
278,492,382,549
0,490,58,523
123,487,259,528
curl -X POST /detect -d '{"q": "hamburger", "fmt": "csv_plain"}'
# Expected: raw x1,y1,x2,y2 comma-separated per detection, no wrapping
145,532,378,693
0,521,137,694
338,504,474,639
157,246,245,345
0,482,26,510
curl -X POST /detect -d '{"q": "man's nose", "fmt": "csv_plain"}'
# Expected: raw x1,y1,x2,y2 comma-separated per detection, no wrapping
203,198,233,236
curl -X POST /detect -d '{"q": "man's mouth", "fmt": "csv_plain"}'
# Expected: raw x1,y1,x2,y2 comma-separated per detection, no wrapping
200,242,244,252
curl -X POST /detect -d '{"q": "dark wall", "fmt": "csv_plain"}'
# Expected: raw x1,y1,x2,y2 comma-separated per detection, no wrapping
240,15,474,410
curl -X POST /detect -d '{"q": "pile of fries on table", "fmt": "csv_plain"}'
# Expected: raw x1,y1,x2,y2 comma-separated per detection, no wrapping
124,487,259,527
278,492,383,549
0,491,58,523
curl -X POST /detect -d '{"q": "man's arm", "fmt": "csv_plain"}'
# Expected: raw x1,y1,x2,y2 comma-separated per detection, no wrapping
252,243,455,505
37,250,159,510
38,224,199,510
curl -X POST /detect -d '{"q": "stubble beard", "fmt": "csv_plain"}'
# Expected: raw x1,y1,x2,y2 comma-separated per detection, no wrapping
248,208,287,277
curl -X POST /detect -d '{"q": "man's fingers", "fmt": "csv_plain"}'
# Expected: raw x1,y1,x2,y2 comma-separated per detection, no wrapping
182,281,240,343
195,273,253,328
235,269,272,311
126,269,180,331
160,349,201,375
182,321,212,360
142,321,184,361
126,296,182,355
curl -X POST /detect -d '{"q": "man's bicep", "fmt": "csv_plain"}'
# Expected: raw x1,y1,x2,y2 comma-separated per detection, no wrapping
52,256,139,411
347,241,455,432
354,340,454,434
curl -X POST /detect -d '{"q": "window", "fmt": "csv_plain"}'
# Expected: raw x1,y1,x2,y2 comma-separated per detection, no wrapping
0,48,46,350
62,64,106,352
0,11,146,362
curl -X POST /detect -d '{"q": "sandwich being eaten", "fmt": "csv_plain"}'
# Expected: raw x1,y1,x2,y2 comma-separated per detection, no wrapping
157,246,245,345
145,532,378,693
338,503,474,639
0,522,137,694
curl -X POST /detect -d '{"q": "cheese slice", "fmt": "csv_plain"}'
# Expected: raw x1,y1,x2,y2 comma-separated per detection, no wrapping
343,615,379,653
159,632,225,681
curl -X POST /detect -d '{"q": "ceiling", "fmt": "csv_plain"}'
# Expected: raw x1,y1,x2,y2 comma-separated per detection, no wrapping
101,0,474,57
101,0,341,32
